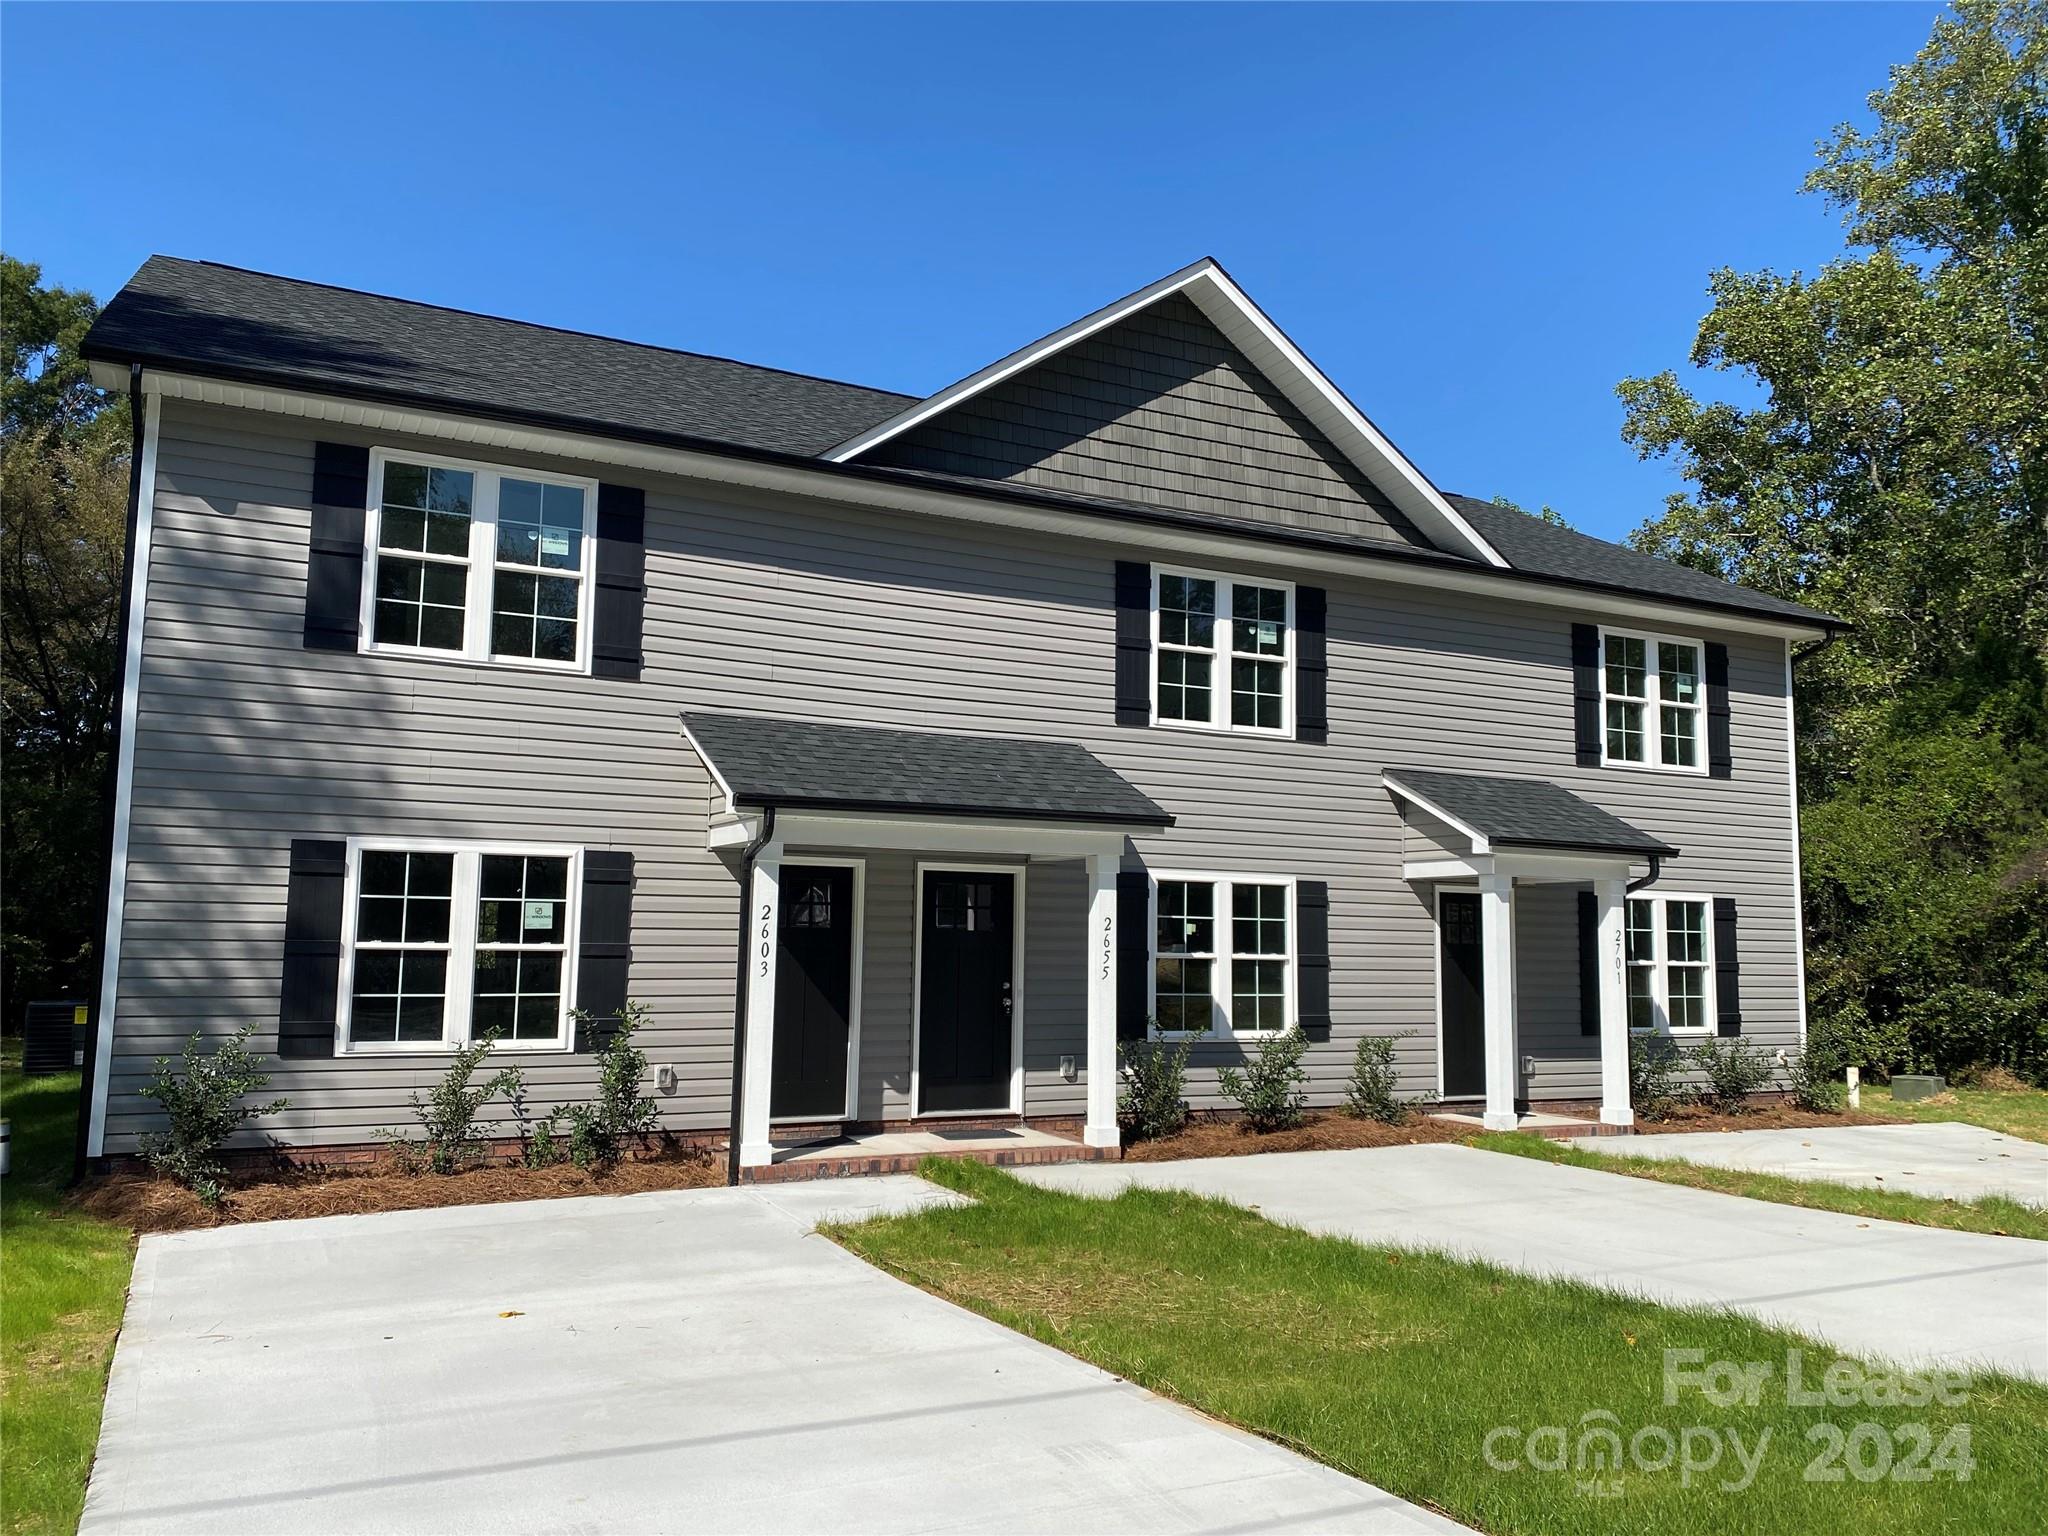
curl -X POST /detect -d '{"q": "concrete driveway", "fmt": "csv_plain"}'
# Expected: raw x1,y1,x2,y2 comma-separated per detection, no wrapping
1613,1121,2048,1207
1024,1145,2048,1381
83,1178,1460,1536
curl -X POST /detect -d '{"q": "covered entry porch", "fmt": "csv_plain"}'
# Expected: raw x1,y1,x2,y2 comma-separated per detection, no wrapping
680,713,1175,1179
1384,767,1681,1133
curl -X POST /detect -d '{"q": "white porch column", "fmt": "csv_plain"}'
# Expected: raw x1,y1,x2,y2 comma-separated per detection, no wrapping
1083,852,1121,1149
1478,873,1519,1131
1595,876,1634,1127
736,845,784,1170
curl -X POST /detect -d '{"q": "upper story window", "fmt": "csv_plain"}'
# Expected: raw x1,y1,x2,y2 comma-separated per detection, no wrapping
1602,627,1703,772
1153,566,1293,736
1151,873,1295,1038
364,451,596,672
341,840,581,1053
1625,893,1714,1034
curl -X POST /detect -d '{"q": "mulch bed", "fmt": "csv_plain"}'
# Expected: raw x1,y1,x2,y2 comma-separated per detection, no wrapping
1540,1099,1905,1135
1122,1110,1468,1162
73,1150,725,1234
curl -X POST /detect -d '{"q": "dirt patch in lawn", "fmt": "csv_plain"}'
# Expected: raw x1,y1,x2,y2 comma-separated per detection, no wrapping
73,1150,725,1234
1542,1099,1905,1134
1122,1110,1468,1162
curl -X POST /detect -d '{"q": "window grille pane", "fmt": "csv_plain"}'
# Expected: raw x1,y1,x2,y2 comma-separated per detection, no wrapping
1625,900,1656,964
1606,700,1644,762
1661,705,1698,767
1155,957,1213,1033
1666,901,1706,964
1157,649,1212,722
1232,884,1287,955
1159,575,1216,648
1232,957,1287,1032
1605,635,1645,697
1659,643,1700,705
1231,657,1284,729
1668,966,1706,1031
349,852,455,1046
1231,585,1287,655
1156,881,1215,955
1627,967,1655,1030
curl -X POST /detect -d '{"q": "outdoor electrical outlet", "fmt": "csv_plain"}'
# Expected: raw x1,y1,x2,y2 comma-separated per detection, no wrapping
656,1064,678,1094
1060,1055,1077,1082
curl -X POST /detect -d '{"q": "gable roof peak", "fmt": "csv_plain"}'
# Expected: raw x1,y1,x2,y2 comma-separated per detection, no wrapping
826,258,1509,569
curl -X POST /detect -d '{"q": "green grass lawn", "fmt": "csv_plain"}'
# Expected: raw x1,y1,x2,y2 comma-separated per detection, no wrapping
1,1053,134,1536
1864,1082,2048,1144
832,1158,2048,1536
1471,1132,2048,1241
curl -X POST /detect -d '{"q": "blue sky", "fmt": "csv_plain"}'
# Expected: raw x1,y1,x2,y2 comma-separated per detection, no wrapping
3,2,1940,542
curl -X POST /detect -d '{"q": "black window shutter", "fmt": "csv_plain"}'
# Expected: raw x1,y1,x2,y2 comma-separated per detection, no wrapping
1296,586,1328,744
1296,879,1331,1041
592,484,646,679
1577,889,1599,1035
1571,623,1602,766
1113,561,1151,726
304,443,370,652
1713,896,1742,1036
1115,871,1150,1039
1705,642,1733,778
574,850,635,1049
279,839,347,1057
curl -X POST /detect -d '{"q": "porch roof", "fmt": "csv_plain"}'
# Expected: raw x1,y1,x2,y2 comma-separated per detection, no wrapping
681,711,1174,828
1383,767,1678,858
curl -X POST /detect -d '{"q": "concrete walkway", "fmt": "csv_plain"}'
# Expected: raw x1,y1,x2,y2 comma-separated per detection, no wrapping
1610,1121,2048,1207
84,1178,1461,1536
1024,1145,2048,1381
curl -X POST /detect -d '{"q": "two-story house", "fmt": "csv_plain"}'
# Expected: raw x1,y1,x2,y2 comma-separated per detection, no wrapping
77,256,1835,1179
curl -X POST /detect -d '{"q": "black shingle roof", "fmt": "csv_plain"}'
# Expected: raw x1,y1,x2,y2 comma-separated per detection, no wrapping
83,257,916,456
1384,767,1677,857
682,713,1174,827
1443,496,1832,627
82,257,1836,629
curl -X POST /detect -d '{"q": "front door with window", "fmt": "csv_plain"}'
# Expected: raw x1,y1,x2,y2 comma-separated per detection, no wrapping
918,871,1015,1113
1439,890,1486,1099
770,865,856,1119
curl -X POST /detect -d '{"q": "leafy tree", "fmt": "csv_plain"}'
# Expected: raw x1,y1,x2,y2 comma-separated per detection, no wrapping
1618,1,2048,1080
1488,493,1570,529
1,255,128,1018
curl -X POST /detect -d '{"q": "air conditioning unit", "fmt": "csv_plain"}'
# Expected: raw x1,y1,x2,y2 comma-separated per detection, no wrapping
23,1000,88,1076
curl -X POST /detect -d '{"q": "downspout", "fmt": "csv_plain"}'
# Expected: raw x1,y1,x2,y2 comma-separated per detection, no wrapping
724,806,776,1186
73,364,147,1181
1626,853,1663,895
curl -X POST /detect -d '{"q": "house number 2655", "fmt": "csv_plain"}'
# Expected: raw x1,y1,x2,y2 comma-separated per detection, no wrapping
1099,913,1113,980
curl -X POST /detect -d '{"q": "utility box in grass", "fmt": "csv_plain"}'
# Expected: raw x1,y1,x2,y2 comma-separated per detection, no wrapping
1891,1074,1947,1102
22,1000,87,1075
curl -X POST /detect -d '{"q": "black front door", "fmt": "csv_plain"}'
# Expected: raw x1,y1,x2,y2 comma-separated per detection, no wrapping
918,871,1015,1113
1440,891,1486,1099
770,865,855,1120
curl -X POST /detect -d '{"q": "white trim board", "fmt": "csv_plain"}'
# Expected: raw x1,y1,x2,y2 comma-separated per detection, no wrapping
823,258,1510,570
87,389,162,1158
109,370,1829,641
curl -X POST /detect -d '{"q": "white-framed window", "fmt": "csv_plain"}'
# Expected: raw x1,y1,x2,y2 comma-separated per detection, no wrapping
1625,893,1715,1034
339,839,581,1053
362,449,597,672
1149,873,1295,1038
1152,566,1294,736
1600,626,1704,772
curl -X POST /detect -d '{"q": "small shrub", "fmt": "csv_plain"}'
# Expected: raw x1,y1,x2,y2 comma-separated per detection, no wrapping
383,1030,522,1174
1690,1035,1776,1114
1117,1032,1193,1142
509,1078,564,1168
1628,1034,1687,1121
1343,1031,1435,1123
137,1025,289,1207
562,1000,659,1170
1789,1016,1848,1113
1216,1027,1309,1133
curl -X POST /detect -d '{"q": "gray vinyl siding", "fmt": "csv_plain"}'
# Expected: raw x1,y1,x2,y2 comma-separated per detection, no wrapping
103,396,1803,1150
863,294,1433,551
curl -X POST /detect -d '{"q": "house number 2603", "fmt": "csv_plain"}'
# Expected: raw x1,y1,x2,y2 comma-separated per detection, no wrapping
759,902,773,976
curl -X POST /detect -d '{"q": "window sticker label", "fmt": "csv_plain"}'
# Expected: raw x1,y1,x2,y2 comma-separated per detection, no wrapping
524,901,553,931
